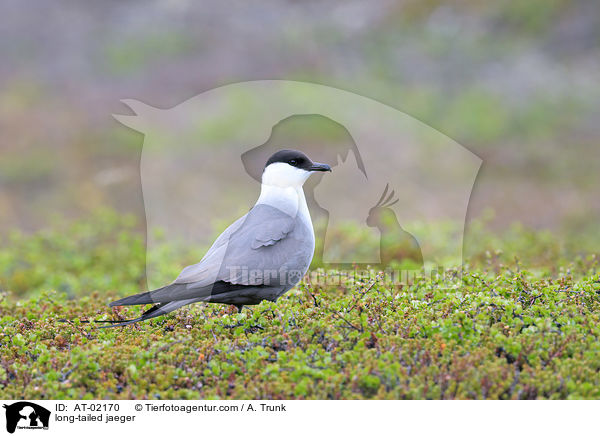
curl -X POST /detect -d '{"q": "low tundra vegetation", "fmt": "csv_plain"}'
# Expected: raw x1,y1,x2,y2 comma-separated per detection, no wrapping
0,211,599,399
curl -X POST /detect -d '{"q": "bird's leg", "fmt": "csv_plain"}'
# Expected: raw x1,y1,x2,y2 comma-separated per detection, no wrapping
234,304,244,313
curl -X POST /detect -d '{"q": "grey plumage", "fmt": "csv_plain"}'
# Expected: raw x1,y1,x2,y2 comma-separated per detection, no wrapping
98,149,330,328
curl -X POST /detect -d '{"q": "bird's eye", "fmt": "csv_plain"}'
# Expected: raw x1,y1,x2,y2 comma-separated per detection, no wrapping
288,159,298,166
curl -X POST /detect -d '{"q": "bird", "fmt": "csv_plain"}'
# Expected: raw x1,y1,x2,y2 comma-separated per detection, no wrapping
98,149,331,327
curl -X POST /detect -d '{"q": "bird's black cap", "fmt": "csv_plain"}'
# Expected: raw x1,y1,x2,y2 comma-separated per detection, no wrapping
265,149,331,172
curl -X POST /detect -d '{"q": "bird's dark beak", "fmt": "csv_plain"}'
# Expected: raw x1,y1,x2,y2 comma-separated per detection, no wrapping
309,162,332,172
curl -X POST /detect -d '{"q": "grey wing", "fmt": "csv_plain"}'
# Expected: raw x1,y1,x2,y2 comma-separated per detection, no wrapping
175,204,311,286
172,212,249,287
216,205,314,287
109,205,313,306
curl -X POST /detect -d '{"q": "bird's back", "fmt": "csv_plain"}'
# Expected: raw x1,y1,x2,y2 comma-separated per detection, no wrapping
174,203,314,294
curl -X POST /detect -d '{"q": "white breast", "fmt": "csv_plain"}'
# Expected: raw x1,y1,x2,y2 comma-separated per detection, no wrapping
256,183,312,228
257,161,315,241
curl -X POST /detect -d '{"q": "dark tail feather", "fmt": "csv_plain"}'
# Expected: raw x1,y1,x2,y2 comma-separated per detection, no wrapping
108,285,172,307
96,318,146,328
58,318,131,324
107,282,201,306
98,298,198,328
60,299,198,329
108,281,247,307
57,318,141,328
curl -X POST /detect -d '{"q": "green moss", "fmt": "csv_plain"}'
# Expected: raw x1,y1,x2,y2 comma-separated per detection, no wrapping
0,212,599,399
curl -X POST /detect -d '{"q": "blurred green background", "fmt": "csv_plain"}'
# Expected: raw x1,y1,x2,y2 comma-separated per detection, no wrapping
1,0,599,297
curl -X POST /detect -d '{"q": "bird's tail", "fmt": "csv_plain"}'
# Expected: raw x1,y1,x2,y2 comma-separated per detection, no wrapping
107,281,241,307
107,282,208,306
107,284,179,307
100,299,199,328
61,299,198,329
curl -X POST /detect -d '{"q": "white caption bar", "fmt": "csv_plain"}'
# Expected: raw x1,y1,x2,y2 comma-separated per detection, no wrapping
0,400,593,436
